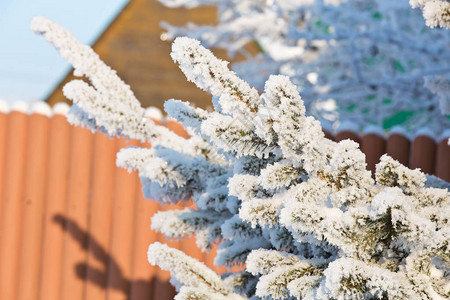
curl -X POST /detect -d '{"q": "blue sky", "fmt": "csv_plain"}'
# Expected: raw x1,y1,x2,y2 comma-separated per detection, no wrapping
0,0,128,104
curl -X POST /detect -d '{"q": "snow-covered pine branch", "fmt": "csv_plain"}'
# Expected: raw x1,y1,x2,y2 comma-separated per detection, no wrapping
163,37,450,299
32,16,232,206
424,75,450,114
35,17,450,299
30,16,193,154
171,37,260,117
160,0,450,134
147,242,244,299
410,0,450,29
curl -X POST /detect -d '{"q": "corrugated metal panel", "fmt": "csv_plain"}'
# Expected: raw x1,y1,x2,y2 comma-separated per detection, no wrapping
84,131,117,300
1,110,29,300
17,113,50,300
40,113,72,300
436,139,450,182
0,106,448,300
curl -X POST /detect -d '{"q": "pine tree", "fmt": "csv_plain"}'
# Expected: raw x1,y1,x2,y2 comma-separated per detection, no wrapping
159,0,450,134
32,17,449,299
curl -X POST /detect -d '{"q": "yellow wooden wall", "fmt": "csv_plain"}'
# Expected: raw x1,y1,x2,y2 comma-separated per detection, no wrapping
46,0,258,110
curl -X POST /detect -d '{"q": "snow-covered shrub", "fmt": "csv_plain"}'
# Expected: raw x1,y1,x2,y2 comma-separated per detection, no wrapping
159,0,450,133
410,0,450,29
32,17,450,299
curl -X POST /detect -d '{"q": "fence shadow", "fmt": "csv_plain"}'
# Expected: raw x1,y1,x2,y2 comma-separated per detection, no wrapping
53,214,176,300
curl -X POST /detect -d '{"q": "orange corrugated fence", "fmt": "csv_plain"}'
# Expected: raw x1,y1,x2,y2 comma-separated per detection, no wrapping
0,104,448,300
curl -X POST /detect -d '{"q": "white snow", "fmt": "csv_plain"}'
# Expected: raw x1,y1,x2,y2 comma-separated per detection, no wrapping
147,242,231,295
362,125,385,137
336,120,360,134
11,101,29,113
440,128,450,142
414,127,436,140
52,102,71,115
422,0,450,29
0,99,9,114
31,101,52,117
145,106,164,121
389,126,411,140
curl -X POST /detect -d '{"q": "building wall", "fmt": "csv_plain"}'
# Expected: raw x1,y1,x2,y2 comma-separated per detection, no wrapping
46,0,256,109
